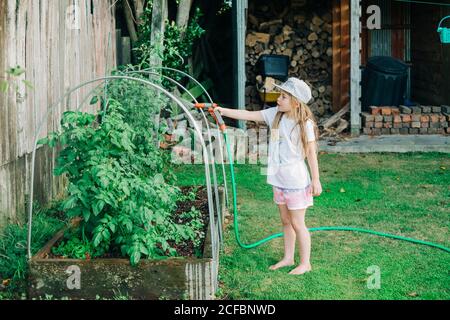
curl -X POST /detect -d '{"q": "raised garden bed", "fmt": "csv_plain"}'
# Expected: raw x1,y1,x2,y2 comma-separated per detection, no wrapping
28,186,225,300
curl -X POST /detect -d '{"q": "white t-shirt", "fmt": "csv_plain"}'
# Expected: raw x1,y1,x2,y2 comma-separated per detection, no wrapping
260,106,316,189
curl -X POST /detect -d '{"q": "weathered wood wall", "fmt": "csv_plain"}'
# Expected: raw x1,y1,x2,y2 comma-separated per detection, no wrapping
0,0,116,228
411,4,450,105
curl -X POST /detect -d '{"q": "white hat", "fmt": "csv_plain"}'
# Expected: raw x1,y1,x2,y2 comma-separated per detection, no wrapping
274,77,312,104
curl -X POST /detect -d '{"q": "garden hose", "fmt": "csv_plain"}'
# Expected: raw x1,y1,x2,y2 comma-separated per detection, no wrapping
213,115,450,254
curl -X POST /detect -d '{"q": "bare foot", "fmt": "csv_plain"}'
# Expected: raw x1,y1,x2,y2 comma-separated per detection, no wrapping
288,264,312,275
269,259,295,270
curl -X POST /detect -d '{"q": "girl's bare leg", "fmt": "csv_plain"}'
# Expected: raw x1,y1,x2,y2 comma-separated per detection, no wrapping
288,208,312,275
269,204,296,270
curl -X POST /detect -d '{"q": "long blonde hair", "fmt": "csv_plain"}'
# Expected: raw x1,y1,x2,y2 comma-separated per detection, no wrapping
271,92,319,158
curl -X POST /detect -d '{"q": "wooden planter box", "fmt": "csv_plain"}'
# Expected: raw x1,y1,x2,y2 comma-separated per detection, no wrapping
28,187,225,300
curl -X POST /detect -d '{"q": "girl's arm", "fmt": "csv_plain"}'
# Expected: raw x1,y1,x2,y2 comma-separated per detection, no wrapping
216,107,264,122
306,141,322,196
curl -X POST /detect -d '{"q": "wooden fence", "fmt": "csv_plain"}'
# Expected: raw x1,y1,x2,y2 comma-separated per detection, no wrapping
0,0,116,228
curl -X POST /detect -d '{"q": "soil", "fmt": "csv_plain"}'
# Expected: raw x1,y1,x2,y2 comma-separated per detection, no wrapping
169,185,210,257
47,185,210,260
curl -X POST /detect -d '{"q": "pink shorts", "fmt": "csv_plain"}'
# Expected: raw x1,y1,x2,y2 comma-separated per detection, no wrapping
273,185,313,210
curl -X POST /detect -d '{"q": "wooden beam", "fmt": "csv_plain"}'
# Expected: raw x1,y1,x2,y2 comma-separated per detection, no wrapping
332,0,342,112
232,0,247,130
340,0,351,109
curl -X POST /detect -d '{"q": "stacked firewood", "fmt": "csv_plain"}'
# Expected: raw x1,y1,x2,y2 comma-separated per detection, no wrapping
245,5,333,119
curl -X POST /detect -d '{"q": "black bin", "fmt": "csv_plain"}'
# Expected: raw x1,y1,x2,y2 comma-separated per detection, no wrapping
257,54,289,81
361,56,409,111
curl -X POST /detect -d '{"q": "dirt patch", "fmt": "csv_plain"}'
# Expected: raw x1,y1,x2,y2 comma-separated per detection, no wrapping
169,186,210,257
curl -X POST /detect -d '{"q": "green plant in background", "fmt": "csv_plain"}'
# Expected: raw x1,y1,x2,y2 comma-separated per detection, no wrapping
38,94,205,266
0,202,65,299
0,66,34,102
134,2,205,89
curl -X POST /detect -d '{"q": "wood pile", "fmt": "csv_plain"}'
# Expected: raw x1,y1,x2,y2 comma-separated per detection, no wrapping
245,0,333,120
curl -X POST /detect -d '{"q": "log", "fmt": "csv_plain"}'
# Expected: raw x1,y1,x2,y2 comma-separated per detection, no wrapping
319,104,350,129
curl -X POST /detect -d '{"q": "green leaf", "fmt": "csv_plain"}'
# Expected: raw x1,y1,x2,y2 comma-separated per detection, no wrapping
140,244,148,255
93,232,102,247
109,222,116,233
0,80,8,93
22,80,34,89
62,196,77,210
131,250,141,266
92,200,105,216
7,66,26,76
37,137,48,146
90,96,99,105
82,208,91,222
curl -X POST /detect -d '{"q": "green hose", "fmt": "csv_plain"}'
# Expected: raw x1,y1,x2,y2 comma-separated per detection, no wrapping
223,132,450,253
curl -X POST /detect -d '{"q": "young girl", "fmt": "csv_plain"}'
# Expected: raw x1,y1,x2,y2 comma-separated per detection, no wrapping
216,77,322,275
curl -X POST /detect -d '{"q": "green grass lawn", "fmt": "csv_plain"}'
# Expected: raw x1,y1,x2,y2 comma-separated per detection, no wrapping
174,152,450,300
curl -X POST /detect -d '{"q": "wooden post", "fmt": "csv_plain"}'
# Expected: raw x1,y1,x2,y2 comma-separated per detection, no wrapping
332,0,350,113
350,0,362,137
116,28,122,65
232,0,247,130
121,37,131,65
150,0,168,68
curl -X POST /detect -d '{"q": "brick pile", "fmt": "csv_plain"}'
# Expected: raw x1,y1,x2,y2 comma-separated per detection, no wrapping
361,105,450,135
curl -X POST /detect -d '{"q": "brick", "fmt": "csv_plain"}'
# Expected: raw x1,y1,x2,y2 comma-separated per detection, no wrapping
402,122,411,128
441,122,449,128
441,105,450,113
427,128,437,134
374,115,383,122
430,122,440,128
411,106,422,114
421,122,429,128
372,128,381,135
411,114,421,122
390,128,400,134
363,128,372,134
393,123,403,129
391,108,400,116
381,128,390,134
447,127,450,134
399,128,409,135
370,106,381,115
439,115,447,122
381,107,392,115
383,116,393,122
429,114,440,122
409,128,419,134
432,106,441,113
401,114,412,122
411,122,421,128
420,115,429,122
361,112,375,122
393,115,402,123
365,121,374,128
419,128,428,134
421,106,431,113
399,105,412,114
374,122,383,128
383,122,392,128
436,128,444,134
